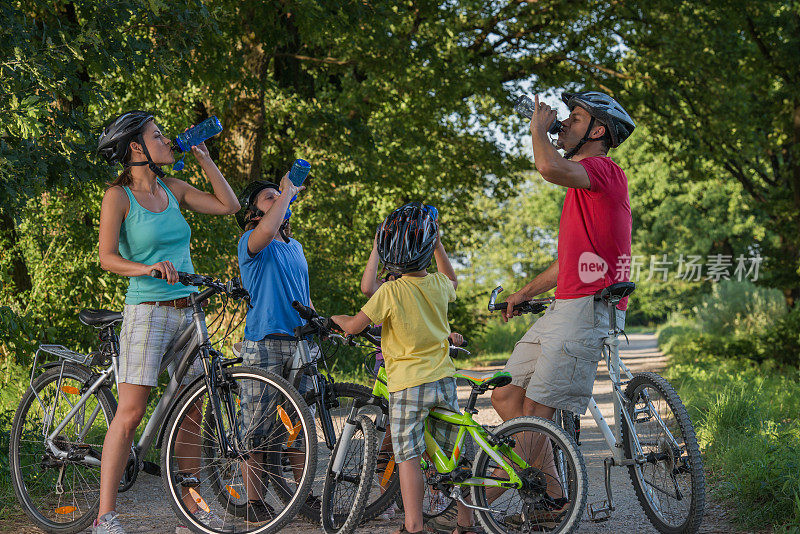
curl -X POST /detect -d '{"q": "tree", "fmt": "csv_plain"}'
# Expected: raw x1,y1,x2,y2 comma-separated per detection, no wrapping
608,1,800,304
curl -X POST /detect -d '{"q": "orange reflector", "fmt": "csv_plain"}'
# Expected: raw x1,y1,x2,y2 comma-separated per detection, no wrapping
226,485,241,500
277,405,302,447
189,487,210,513
55,505,77,514
60,385,80,395
380,458,396,488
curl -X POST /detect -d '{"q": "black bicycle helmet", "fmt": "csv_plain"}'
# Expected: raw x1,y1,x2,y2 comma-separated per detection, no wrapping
377,202,438,274
236,180,280,230
97,110,166,178
562,91,635,149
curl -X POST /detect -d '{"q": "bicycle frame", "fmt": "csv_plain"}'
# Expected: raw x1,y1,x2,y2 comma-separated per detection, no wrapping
331,365,527,490
38,288,237,468
584,301,681,466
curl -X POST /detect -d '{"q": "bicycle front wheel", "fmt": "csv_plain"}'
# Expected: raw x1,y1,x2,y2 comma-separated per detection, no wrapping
622,372,705,534
10,363,116,534
471,416,587,534
163,366,316,534
298,381,400,523
320,414,377,534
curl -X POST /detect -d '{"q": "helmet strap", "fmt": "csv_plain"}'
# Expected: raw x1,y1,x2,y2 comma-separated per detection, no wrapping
564,117,596,160
124,134,165,178
279,219,290,242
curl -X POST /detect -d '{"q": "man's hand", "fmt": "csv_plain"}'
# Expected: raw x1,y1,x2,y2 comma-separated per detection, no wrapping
502,290,530,322
530,95,558,137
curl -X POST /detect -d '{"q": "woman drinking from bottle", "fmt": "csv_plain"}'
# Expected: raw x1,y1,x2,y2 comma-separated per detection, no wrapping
95,111,239,533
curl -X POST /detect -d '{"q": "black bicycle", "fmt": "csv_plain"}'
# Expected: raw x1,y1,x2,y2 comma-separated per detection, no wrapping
9,271,316,534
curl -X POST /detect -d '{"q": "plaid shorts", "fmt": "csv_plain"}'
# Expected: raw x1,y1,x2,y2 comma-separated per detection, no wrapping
389,377,461,464
118,304,202,387
239,337,317,443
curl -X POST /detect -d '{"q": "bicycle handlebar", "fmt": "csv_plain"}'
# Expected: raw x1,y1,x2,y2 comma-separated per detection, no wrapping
488,286,553,315
150,269,250,301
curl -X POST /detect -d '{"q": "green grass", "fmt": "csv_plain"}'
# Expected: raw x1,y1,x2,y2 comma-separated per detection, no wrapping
661,334,800,532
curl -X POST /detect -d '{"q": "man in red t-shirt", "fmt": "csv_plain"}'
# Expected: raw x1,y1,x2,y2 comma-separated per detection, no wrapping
492,91,635,427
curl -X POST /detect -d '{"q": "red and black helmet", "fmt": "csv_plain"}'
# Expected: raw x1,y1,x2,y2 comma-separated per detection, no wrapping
377,202,438,274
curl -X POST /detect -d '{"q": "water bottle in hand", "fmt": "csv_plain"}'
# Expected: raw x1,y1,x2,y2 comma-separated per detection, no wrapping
288,159,311,187
172,116,223,171
514,95,563,134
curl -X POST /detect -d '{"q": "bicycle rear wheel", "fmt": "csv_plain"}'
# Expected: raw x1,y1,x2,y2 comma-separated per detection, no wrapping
471,416,587,534
320,414,377,534
622,372,705,534
9,363,116,534
164,366,316,534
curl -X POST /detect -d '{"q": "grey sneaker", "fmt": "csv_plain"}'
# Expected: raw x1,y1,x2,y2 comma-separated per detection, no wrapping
92,512,126,534
193,508,234,532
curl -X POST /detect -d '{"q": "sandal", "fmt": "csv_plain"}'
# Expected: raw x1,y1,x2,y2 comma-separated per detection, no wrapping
396,524,425,534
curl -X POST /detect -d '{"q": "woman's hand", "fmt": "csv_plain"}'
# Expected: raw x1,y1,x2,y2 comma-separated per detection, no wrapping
145,260,179,285
279,171,305,199
180,124,211,162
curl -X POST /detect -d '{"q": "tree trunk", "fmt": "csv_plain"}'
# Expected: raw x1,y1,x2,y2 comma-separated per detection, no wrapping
0,212,33,300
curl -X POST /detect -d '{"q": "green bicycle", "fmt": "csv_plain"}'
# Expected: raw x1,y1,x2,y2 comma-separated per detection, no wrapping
294,304,588,534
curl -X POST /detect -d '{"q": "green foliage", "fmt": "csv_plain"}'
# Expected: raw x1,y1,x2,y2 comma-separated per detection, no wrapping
694,280,787,337
607,1,800,300
663,339,800,531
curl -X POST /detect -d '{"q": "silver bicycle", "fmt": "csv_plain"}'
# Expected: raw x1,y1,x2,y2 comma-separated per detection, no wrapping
9,271,316,534
489,282,705,533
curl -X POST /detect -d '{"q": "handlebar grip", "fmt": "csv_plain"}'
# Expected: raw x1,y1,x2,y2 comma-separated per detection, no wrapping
491,302,508,311
325,317,342,333
150,269,164,279
460,337,469,348
292,300,317,321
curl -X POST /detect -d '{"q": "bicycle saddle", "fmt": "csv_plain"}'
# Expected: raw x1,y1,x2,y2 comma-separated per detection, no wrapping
599,282,636,303
454,370,512,390
79,309,123,326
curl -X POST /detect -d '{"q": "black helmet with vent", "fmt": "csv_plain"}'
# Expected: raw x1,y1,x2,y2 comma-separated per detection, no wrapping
562,91,635,149
235,180,280,230
377,202,438,274
97,111,154,164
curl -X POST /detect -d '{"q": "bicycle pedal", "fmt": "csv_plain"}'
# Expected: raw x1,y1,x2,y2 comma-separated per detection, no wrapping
175,472,200,487
588,500,612,522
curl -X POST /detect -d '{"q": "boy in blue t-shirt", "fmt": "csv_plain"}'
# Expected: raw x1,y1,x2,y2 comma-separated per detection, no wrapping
234,173,313,521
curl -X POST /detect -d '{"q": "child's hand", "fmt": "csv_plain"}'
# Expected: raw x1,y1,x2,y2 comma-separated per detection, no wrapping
448,332,464,346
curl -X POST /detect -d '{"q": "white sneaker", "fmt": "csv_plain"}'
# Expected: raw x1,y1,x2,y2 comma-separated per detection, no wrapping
92,512,126,534
376,502,400,521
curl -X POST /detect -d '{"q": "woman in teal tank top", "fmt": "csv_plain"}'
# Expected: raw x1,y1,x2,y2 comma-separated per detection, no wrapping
94,111,239,533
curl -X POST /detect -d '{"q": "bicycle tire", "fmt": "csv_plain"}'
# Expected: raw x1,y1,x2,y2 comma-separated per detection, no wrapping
10,363,116,534
622,372,705,534
320,414,378,534
162,366,316,534
471,416,587,534
284,382,400,523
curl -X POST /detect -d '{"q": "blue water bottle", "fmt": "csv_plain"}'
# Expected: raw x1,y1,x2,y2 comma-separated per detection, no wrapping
284,159,311,220
172,116,223,171
288,159,311,186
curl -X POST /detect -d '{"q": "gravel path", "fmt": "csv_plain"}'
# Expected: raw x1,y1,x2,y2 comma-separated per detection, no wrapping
6,333,740,533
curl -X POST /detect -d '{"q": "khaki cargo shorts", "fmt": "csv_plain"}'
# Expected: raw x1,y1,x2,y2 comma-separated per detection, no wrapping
503,296,625,414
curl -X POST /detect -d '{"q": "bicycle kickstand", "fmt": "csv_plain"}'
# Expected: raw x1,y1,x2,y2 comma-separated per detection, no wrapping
588,457,615,522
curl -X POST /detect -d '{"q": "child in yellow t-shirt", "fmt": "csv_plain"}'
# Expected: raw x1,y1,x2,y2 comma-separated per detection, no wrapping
332,203,476,534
